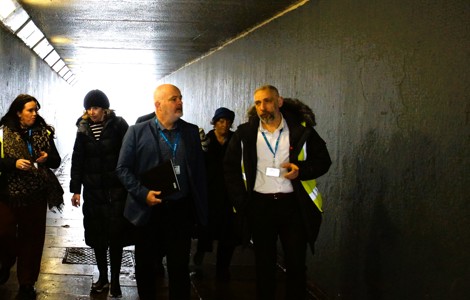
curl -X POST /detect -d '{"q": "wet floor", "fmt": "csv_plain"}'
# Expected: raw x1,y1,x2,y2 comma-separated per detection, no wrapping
0,200,324,300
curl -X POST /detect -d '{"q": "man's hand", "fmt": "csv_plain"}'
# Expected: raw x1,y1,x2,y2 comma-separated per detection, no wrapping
146,190,163,206
281,162,299,180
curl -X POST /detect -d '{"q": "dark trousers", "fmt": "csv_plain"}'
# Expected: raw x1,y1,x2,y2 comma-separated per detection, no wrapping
251,192,308,300
0,198,47,286
135,199,193,300
195,219,236,272
215,238,236,272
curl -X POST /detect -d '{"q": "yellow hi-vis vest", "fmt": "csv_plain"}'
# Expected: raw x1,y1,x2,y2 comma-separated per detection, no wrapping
297,141,323,212
0,127,4,159
239,124,323,213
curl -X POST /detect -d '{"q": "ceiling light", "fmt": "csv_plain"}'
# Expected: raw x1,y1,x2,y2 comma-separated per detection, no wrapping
64,72,73,81
59,66,70,77
16,19,44,47
32,38,53,58
44,50,60,67
2,5,28,32
0,0,76,84
0,0,16,20
52,59,65,72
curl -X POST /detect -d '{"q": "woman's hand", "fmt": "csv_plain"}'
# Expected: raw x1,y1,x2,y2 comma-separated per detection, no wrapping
71,194,81,207
36,151,48,163
16,159,32,171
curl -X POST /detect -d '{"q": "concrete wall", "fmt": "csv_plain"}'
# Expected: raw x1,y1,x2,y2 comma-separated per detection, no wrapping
0,25,72,156
161,0,469,299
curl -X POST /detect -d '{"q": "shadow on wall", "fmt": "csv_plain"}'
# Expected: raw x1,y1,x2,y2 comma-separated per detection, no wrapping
338,129,467,300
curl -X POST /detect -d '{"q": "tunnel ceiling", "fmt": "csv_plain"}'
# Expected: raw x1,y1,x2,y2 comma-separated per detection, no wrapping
17,0,301,83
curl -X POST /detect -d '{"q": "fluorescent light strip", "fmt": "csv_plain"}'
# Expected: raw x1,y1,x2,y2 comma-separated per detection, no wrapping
17,19,44,47
52,59,65,72
3,6,28,32
64,72,73,81
0,0,16,20
0,0,75,84
44,50,60,67
59,66,70,77
33,38,54,58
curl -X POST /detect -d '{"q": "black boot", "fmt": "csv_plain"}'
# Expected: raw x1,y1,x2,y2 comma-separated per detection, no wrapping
91,247,109,293
109,246,123,298
18,285,36,300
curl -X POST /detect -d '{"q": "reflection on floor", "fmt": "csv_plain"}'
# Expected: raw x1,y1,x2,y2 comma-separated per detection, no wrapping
0,201,324,300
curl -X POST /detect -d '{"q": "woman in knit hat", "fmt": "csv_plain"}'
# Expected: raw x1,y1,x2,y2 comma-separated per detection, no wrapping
69,89,130,298
193,107,237,281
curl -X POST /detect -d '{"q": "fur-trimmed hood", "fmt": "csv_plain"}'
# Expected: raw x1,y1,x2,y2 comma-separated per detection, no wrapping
246,98,317,127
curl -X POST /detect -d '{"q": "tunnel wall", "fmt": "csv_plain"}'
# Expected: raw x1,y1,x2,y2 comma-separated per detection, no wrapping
0,25,72,155
161,0,469,299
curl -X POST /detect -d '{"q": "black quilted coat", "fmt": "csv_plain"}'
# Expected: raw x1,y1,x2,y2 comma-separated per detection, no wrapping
69,111,130,248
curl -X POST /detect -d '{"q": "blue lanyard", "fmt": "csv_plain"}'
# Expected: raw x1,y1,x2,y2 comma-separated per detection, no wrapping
155,119,180,160
261,128,283,164
26,129,33,157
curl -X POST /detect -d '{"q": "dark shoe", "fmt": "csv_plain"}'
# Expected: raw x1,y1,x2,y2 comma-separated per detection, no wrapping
0,264,11,285
18,285,36,299
110,282,122,298
91,279,109,293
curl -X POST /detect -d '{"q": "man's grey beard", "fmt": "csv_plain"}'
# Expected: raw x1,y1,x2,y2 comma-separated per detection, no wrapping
259,112,275,124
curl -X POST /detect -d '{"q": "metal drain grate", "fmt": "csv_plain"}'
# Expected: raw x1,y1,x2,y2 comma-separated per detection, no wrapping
62,247,134,267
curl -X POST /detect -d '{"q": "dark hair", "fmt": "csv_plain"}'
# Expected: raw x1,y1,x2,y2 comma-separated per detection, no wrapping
0,94,55,136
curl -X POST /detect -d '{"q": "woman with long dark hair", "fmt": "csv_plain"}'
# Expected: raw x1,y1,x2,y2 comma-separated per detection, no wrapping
0,94,62,299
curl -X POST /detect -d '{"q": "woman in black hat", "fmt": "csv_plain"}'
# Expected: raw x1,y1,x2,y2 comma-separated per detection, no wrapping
69,89,129,298
193,107,238,281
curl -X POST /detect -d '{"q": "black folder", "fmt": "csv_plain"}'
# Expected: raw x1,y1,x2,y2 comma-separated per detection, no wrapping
140,160,180,197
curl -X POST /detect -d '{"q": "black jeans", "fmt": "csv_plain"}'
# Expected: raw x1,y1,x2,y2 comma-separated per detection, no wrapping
251,192,308,300
0,198,47,286
134,199,193,300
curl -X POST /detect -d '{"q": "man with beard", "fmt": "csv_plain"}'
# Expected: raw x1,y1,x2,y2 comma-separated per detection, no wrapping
224,85,331,300
116,84,208,300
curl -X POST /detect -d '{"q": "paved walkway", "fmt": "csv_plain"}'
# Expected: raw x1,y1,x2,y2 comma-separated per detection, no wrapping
0,196,325,299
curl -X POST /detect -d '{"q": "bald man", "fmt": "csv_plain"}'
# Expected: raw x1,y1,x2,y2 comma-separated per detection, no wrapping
116,84,208,300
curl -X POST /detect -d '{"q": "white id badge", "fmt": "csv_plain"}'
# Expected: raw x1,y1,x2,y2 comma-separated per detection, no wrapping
266,167,280,177
33,162,38,169
174,165,181,175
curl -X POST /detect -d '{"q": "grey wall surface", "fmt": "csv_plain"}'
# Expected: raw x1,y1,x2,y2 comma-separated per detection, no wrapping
161,0,469,299
0,25,72,155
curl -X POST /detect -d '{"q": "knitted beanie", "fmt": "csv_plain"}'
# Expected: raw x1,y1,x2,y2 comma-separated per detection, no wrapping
83,89,110,109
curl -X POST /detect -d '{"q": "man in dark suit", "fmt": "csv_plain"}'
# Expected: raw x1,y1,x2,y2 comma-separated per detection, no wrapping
117,84,208,300
134,111,165,277
135,111,154,124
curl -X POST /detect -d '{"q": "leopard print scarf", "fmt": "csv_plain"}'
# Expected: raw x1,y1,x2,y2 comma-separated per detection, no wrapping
3,126,52,207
